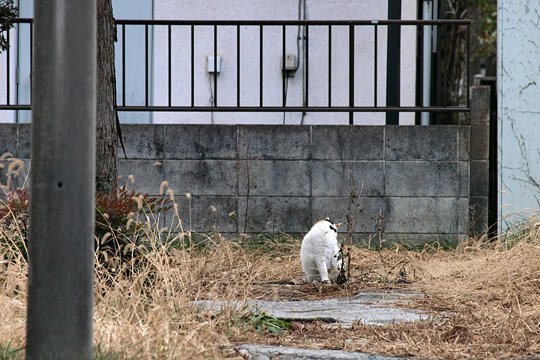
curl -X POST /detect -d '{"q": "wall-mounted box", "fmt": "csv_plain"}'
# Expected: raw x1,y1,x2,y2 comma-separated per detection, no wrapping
207,55,222,73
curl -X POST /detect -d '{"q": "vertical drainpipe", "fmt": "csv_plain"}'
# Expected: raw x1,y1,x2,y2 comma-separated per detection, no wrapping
421,0,433,126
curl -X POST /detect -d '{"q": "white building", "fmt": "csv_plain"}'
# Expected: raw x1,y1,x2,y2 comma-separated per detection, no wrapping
497,0,540,228
1,1,432,125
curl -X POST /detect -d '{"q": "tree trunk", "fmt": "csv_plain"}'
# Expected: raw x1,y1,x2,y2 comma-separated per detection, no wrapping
96,0,118,192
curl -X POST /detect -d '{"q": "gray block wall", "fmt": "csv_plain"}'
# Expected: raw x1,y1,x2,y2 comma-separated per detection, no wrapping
0,87,491,244
114,124,474,244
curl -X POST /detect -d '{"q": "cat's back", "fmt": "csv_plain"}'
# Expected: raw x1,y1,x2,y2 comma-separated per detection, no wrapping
301,220,338,254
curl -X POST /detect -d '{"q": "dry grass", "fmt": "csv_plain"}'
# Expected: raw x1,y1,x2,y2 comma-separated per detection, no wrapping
2,177,540,359
242,239,540,359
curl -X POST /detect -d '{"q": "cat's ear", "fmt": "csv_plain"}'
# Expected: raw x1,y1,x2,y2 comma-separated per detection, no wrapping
325,217,331,221
335,223,342,229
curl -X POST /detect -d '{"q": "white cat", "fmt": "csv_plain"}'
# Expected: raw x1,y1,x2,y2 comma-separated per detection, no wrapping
300,218,342,284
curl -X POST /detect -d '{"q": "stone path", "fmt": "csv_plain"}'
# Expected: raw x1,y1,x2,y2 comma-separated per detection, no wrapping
236,344,410,359
196,289,424,359
196,289,426,328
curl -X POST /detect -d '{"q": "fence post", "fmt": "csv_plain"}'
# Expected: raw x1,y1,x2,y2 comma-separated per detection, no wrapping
469,86,491,237
26,1,96,359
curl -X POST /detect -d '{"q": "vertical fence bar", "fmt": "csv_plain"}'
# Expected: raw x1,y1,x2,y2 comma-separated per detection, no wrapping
421,20,432,124
387,1,402,125
282,25,286,107
168,24,172,107
30,22,33,103
122,24,126,106
373,22,378,107
237,25,240,107
191,24,194,107
466,23,471,108
328,25,332,107
418,22,424,111
145,24,148,107
349,24,355,124
305,25,309,107
6,29,10,105
213,24,217,107
259,25,263,107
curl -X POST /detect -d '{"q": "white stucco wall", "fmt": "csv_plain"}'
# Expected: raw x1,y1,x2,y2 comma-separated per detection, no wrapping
152,0,418,125
498,0,540,227
0,0,419,126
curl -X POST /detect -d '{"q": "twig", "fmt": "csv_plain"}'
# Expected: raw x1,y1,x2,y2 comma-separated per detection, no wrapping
345,172,363,247
242,154,251,234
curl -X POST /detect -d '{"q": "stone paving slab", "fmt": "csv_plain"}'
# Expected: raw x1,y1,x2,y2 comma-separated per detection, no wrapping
196,290,427,328
236,344,410,360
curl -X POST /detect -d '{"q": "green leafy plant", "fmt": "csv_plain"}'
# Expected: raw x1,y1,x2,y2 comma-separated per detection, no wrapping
244,309,290,334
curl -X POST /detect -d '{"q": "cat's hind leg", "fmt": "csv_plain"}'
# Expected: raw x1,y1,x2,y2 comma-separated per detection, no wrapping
300,258,318,283
316,258,330,283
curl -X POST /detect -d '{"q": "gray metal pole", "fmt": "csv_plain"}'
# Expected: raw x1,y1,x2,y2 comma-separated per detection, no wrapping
26,1,96,359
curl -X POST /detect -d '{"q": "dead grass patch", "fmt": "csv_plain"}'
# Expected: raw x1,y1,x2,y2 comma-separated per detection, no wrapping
2,210,540,358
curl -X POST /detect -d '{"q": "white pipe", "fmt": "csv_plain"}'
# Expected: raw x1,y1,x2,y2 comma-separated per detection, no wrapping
421,0,433,126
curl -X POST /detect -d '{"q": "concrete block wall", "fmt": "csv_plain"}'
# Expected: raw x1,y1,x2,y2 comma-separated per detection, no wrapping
114,123,471,244
0,87,491,244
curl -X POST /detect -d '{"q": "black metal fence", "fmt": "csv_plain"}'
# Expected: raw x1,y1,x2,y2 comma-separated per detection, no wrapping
0,18,471,120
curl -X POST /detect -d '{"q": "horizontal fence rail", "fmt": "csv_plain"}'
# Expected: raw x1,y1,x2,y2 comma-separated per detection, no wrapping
0,18,471,117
